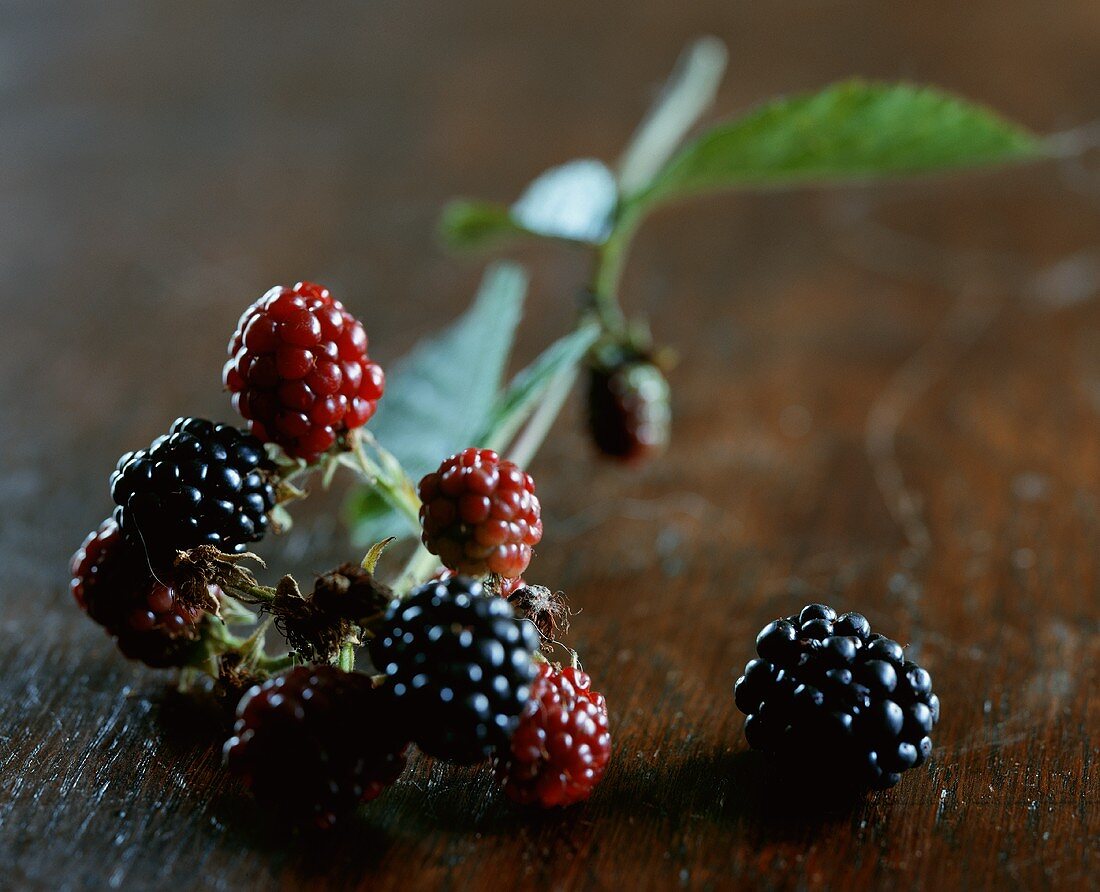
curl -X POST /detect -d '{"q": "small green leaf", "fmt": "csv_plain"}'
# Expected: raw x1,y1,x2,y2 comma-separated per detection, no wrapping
480,321,601,452
511,159,618,244
439,199,524,251
439,160,619,251
361,537,396,574
346,263,527,544
630,81,1041,207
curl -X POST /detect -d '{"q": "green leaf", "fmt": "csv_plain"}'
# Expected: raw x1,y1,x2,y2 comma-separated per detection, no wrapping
439,159,618,250
630,80,1041,207
511,159,618,244
439,199,524,251
479,321,601,452
361,537,396,574
346,262,527,544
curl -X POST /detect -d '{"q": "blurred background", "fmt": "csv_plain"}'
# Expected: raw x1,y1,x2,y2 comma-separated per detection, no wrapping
2,3,1098,889
4,1,1099,587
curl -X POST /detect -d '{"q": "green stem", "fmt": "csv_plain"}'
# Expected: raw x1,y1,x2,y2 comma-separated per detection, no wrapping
337,641,356,672
348,436,421,533
588,202,647,348
508,363,580,468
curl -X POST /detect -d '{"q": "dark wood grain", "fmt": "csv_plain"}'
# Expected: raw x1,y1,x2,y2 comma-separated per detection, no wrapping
1,2,1098,889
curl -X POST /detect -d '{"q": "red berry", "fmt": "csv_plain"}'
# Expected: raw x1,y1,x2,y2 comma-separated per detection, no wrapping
70,519,207,667
494,664,612,807
225,282,384,462
223,666,408,828
587,353,670,463
418,449,542,578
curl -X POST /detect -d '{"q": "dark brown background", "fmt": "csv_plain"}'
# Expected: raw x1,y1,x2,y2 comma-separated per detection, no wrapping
1,2,1098,890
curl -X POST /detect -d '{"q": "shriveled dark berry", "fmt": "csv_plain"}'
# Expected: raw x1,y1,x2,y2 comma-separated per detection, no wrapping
586,351,670,463
109,417,276,571
368,576,540,764
224,666,408,829
734,604,938,791
225,282,385,462
70,518,206,667
494,664,612,807
418,448,542,579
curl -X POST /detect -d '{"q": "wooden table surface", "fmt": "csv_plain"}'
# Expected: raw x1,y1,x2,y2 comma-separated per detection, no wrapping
2,3,1098,890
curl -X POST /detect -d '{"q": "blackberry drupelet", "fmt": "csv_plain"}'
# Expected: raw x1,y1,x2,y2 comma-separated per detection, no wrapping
368,576,540,764
70,518,207,667
418,448,542,579
734,603,940,790
110,417,276,570
224,281,385,461
223,666,408,829
494,664,612,807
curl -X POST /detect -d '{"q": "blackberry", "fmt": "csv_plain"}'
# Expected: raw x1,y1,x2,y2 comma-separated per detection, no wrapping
109,417,276,570
70,518,206,667
586,348,670,463
225,281,385,461
418,448,542,579
223,666,408,829
368,576,540,764
494,664,612,807
734,604,939,790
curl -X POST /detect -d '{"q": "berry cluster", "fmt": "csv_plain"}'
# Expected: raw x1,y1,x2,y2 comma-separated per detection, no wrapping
110,417,276,571
495,663,612,807
72,278,615,828
369,575,541,764
224,282,385,462
734,604,940,791
224,666,408,830
70,518,207,667
418,448,543,579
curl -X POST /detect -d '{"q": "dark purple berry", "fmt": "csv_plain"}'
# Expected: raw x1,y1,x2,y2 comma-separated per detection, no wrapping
734,603,939,792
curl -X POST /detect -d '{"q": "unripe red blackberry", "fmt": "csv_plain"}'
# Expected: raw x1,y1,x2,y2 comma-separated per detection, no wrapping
224,666,408,829
418,448,542,579
109,417,276,572
735,604,940,791
70,519,207,667
494,664,612,807
224,282,385,462
587,350,670,463
369,576,540,764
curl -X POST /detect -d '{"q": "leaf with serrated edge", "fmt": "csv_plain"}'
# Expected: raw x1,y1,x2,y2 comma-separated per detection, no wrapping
630,81,1040,209
347,263,527,544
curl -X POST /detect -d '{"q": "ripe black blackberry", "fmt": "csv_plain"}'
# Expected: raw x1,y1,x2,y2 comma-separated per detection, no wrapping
734,603,940,791
223,666,408,829
368,576,540,764
110,417,277,570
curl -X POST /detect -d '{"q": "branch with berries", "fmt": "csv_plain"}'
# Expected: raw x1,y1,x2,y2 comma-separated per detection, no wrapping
71,36,1078,825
